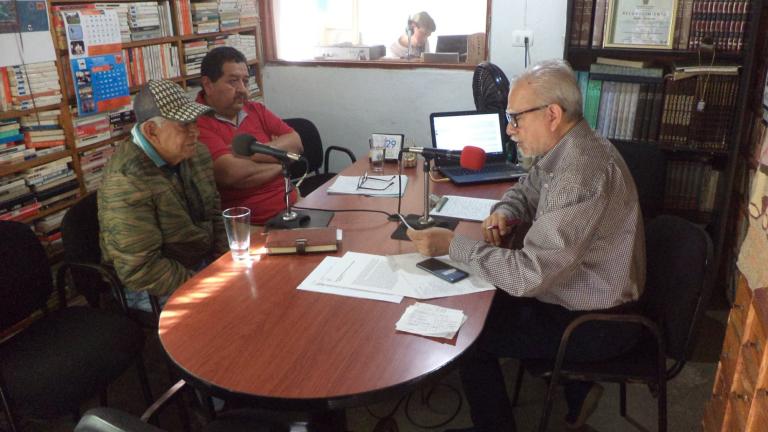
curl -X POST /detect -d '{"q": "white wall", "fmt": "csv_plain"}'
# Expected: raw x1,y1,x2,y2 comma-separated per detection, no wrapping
263,0,567,172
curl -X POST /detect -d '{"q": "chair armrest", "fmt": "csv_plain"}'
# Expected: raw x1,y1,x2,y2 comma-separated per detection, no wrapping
323,146,357,174
75,407,166,432
56,261,128,312
551,313,666,383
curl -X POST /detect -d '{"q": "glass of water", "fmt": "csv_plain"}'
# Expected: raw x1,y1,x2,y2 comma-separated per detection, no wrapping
222,207,251,261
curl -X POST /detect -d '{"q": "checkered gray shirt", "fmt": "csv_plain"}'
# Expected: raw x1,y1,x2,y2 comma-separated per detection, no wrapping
449,120,645,311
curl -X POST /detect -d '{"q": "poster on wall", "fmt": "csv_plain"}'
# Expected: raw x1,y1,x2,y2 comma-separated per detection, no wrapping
0,0,56,67
63,9,129,116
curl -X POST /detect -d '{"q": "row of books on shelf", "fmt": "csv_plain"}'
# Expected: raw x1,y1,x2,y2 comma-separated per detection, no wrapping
0,158,78,223
73,107,134,148
0,62,62,112
0,111,67,166
664,159,720,212
175,0,259,36
34,209,68,256
578,59,740,150
578,63,665,143
122,43,181,88
52,2,174,47
658,74,738,152
570,0,753,52
0,141,119,225
183,33,257,75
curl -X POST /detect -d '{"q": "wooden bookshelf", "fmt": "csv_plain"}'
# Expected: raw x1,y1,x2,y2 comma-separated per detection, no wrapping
565,0,765,291
0,151,71,177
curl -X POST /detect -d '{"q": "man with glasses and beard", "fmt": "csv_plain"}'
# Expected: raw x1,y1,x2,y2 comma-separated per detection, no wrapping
407,59,646,431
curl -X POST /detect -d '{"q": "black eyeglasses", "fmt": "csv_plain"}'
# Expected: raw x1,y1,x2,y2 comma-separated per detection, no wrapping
505,105,550,128
357,172,396,190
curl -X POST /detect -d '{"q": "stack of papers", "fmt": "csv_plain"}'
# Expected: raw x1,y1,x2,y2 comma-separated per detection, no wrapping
395,302,467,339
326,175,408,197
297,252,495,303
429,195,499,222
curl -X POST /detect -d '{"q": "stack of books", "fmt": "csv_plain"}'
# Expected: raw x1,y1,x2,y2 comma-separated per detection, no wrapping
80,143,118,191
218,0,240,30
95,3,132,43
128,2,164,41
191,1,220,34
108,107,135,136
0,174,32,215
34,209,69,255
73,113,111,148
0,173,39,222
0,62,62,111
184,40,209,75
21,111,65,157
225,34,257,60
0,119,25,158
1,120,34,165
238,0,258,28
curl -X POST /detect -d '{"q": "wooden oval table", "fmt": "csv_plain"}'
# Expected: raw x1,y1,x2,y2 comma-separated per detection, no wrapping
158,160,513,420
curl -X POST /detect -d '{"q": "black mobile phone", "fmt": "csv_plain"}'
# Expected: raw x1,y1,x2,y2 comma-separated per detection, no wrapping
416,258,469,283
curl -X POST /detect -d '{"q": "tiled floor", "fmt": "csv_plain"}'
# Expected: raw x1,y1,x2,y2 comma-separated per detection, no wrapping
5,306,727,432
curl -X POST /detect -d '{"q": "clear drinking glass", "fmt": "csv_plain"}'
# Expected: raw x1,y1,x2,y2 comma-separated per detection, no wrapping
369,137,385,172
222,207,251,261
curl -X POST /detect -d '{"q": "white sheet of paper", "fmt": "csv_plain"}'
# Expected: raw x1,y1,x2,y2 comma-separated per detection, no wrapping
319,252,495,299
429,195,499,222
395,302,467,339
326,175,408,197
297,256,403,303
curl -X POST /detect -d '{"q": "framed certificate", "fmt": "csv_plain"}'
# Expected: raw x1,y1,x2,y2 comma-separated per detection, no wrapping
371,133,404,161
604,0,678,49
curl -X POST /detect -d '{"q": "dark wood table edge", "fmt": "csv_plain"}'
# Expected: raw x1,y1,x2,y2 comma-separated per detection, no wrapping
164,323,487,412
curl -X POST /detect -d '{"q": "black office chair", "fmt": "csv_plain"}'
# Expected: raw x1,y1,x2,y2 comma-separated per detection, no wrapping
612,140,667,220
75,380,292,432
284,118,356,196
60,192,162,325
511,215,714,432
0,220,152,432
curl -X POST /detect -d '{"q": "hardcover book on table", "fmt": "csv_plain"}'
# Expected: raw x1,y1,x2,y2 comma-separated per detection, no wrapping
265,227,339,255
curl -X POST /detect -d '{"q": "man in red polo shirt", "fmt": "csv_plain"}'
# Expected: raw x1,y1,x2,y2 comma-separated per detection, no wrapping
196,47,302,224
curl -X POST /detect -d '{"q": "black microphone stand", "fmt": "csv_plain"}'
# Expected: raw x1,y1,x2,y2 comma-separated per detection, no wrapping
396,153,457,234
265,161,308,230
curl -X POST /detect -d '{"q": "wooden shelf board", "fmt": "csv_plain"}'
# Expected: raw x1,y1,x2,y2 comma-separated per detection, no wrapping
179,27,257,41
0,105,62,121
20,198,79,225
76,133,130,154
0,151,71,178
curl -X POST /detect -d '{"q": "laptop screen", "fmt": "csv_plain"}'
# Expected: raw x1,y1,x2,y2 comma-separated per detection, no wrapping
430,111,506,156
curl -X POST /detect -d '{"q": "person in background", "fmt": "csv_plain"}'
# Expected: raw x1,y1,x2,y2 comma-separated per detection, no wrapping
390,11,436,59
407,59,646,431
99,80,228,312
196,47,303,224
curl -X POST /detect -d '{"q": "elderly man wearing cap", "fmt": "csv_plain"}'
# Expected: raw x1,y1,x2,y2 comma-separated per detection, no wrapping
98,80,229,311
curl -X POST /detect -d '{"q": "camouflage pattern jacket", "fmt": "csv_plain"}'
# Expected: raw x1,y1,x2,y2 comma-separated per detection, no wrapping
98,139,228,296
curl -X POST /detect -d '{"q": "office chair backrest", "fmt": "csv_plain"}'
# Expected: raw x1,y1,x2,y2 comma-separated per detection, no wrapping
643,215,714,361
613,140,666,219
61,192,107,306
62,192,101,263
0,221,54,329
285,118,323,179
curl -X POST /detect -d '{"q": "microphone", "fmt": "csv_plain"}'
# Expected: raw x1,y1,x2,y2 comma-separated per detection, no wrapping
402,146,486,171
231,133,303,162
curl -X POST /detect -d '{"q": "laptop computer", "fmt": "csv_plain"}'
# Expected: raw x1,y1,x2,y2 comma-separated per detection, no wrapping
429,110,527,185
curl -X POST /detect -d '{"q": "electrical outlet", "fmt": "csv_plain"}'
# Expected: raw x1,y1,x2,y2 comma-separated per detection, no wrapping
511,30,534,47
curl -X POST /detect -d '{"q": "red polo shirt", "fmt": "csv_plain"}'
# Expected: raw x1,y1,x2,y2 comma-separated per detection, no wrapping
196,92,297,224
